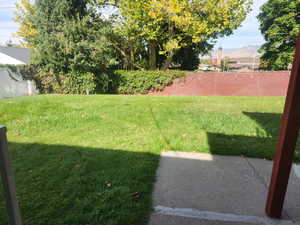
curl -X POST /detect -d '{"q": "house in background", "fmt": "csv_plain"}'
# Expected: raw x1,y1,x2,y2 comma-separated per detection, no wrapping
0,46,37,99
201,46,261,71
0,46,30,65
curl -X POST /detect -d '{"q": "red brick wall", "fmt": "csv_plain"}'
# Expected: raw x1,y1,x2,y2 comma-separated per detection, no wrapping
150,71,291,96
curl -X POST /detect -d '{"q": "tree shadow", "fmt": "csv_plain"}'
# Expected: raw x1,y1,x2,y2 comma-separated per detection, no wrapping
207,112,300,162
0,142,159,225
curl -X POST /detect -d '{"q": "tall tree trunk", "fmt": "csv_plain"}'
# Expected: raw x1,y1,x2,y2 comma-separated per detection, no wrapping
149,40,157,70
161,20,177,71
130,47,134,70
161,51,175,70
111,43,144,70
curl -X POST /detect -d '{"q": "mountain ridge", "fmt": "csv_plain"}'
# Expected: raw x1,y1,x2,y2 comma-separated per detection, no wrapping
203,45,261,59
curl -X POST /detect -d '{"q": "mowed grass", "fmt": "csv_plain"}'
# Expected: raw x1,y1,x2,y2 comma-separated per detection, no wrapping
0,95,299,225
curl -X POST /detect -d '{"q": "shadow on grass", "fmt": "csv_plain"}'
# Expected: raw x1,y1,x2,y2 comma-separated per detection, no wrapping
0,142,159,225
2,113,300,225
243,112,282,137
207,112,300,162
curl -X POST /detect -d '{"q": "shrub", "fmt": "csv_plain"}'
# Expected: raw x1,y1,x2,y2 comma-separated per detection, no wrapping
60,72,97,95
110,70,185,94
35,71,100,94
33,70,59,93
34,70,112,94
0,65,186,95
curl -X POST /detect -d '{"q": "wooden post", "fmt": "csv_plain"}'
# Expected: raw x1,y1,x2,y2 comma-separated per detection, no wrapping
266,32,300,218
0,126,23,225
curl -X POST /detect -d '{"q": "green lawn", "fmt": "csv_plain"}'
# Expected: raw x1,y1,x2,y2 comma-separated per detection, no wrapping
0,95,299,225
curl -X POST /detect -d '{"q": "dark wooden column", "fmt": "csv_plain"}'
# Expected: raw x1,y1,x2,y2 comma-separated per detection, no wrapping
0,126,23,225
265,31,300,218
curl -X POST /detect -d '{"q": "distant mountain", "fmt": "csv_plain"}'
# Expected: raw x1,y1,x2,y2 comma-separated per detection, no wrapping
203,45,261,59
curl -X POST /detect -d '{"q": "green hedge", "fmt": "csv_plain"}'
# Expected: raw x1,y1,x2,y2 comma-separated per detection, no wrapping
110,70,186,94
0,65,186,95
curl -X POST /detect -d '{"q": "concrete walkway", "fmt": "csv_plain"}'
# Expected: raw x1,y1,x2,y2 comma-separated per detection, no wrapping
149,151,300,225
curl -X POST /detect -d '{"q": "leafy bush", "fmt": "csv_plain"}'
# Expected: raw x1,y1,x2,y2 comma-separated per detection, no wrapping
36,69,185,94
33,70,59,94
35,71,103,94
110,70,185,94
1,65,186,95
59,72,97,94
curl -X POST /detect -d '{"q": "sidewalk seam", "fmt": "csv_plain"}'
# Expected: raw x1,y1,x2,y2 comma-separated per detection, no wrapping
243,157,269,189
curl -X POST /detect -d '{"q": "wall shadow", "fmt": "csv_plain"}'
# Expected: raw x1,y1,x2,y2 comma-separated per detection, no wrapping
207,112,300,161
243,112,282,137
0,142,159,225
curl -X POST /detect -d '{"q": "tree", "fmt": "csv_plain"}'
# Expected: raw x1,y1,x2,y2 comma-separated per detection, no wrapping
31,0,117,93
115,0,252,70
109,20,149,70
14,0,37,48
258,0,300,70
172,41,213,70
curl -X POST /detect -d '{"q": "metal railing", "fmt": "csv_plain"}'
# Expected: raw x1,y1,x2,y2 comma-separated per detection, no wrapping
0,126,23,225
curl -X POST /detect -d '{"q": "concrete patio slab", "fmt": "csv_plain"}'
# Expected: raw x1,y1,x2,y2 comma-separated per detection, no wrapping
148,151,300,225
246,158,300,222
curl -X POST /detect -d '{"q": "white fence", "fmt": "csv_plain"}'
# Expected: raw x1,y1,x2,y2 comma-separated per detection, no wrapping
0,67,38,99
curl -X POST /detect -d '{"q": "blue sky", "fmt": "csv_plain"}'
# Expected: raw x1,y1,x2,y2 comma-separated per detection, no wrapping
0,0,268,49
0,0,19,44
215,0,268,49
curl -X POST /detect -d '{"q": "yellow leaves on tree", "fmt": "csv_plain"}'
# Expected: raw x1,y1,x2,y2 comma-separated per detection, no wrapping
14,0,37,48
118,0,252,69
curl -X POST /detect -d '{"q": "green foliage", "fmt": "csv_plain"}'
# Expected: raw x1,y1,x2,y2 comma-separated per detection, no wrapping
14,0,37,48
31,0,117,93
34,71,110,94
114,0,252,70
111,70,185,94
1,64,185,94
33,70,59,93
172,42,212,70
1,95,300,225
109,18,149,70
258,0,300,70
14,0,253,93
59,72,97,94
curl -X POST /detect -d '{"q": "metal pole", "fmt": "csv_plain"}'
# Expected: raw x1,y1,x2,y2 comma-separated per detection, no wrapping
265,32,300,218
0,126,23,225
